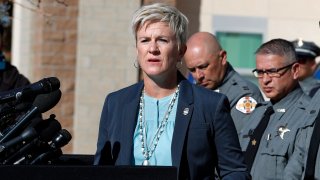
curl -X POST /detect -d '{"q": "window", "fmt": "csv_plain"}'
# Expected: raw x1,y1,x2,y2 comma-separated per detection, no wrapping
217,32,262,69
213,15,267,85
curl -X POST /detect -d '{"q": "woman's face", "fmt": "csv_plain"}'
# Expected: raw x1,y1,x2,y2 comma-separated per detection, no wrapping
136,21,182,79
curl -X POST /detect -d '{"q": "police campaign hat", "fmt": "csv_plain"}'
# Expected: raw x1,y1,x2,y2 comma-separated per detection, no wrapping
292,39,320,59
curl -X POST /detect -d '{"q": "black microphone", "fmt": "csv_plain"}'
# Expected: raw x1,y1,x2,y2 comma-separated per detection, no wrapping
33,89,62,113
50,129,72,149
30,129,71,165
0,90,62,143
0,102,32,117
0,127,38,153
2,118,62,164
0,89,61,130
0,102,32,131
0,77,60,104
34,115,62,142
28,148,62,165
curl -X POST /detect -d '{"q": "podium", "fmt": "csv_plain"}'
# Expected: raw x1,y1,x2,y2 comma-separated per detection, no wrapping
0,155,177,180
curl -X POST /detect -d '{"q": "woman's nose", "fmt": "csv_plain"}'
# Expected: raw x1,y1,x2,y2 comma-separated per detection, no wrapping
148,42,159,54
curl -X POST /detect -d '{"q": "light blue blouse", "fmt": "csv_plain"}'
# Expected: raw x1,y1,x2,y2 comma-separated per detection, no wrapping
133,92,178,166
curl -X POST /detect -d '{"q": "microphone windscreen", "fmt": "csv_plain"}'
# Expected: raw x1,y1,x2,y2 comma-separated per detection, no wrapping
33,90,61,113
35,119,62,142
41,77,60,92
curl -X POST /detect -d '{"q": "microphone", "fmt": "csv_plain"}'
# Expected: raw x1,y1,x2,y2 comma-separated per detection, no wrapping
49,129,72,149
33,89,62,113
0,90,62,143
0,127,38,153
0,102,32,131
28,148,62,165
34,115,62,142
0,89,61,130
0,102,32,117
2,118,62,164
30,129,72,165
0,77,60,104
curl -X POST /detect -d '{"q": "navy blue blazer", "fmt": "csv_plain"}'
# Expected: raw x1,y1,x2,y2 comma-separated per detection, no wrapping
94,77,250,180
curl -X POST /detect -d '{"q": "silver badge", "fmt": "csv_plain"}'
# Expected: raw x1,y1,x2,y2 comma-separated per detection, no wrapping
183,108,189,115
277,125,290,139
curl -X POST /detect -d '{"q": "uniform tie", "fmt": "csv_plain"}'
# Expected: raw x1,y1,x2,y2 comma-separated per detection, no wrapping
244,106,274,171
304,111,320,180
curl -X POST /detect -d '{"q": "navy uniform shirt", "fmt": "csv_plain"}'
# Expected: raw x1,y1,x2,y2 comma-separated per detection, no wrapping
239,86,312,180
216,63,264,135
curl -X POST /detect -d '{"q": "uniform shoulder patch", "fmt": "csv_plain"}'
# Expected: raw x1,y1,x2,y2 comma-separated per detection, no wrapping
236,96,257,114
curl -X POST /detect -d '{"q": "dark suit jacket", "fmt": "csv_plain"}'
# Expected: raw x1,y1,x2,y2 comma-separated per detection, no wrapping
94,77,250,180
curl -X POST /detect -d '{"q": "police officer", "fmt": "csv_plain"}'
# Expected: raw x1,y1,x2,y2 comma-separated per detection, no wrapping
239,38,314,179
283,88,320,179
292,39,320,97
302,89,320,180
184,32,264,136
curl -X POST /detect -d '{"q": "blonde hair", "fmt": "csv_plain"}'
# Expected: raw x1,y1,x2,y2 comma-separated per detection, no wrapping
131,3,189,51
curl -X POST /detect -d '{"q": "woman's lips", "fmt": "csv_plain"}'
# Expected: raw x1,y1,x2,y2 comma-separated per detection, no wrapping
148,58,160,62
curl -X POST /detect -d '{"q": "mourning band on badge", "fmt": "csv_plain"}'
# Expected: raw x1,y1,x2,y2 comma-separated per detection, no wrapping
236,96,257,114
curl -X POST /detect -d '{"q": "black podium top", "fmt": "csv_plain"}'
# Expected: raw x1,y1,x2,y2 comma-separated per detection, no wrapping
0,155,177,180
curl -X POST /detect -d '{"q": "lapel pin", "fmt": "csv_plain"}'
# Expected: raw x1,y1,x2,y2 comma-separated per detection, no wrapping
183,108,189,115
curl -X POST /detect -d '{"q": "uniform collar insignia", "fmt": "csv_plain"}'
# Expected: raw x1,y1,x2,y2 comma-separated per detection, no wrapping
276,108,286,113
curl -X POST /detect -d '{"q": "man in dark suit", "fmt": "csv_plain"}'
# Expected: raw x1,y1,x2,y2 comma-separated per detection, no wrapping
94,3,250,180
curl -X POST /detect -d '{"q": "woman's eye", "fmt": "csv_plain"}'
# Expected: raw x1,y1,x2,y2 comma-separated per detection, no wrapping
159,39,168,42
140,39,148,43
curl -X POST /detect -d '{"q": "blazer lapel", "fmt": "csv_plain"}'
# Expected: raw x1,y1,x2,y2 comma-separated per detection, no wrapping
118,82,144,165
171,80,194,167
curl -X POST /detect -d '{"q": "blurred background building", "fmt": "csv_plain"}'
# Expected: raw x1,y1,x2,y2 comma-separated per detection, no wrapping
8,0,320,154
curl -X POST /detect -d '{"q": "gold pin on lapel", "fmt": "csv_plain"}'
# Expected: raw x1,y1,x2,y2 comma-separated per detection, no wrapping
251,139,257,146
183,108,189,115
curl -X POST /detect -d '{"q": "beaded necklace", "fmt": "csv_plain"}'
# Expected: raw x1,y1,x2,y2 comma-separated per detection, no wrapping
138,85,180,166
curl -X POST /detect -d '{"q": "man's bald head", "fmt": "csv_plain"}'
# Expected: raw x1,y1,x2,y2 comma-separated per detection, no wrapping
186,32,222,56
184,32,228,90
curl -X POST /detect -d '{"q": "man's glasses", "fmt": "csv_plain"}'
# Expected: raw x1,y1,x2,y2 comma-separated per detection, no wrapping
252,62,295,78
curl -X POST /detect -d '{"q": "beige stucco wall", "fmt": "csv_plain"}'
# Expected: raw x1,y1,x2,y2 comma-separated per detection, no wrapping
74,0,140,154
200,0,320,44
12,0,35,81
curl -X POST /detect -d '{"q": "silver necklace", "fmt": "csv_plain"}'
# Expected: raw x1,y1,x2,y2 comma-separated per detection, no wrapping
138,85,180,166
